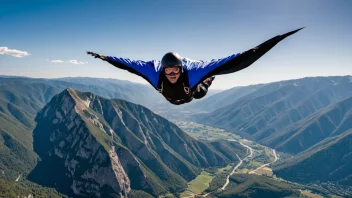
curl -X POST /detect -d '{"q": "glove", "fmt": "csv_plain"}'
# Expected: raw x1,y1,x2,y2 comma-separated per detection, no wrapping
87,51,107,61
203,76,215,86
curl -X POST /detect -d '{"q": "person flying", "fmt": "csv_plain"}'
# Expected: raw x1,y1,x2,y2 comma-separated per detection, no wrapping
87,27,303,105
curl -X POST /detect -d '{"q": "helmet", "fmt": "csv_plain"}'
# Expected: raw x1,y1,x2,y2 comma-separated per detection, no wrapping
161,52,183,72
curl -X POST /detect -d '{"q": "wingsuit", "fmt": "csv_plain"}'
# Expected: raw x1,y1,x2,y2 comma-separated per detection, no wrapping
87,27,303,105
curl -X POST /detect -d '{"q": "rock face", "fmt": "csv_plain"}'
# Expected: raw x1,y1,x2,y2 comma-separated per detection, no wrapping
29,88,246,197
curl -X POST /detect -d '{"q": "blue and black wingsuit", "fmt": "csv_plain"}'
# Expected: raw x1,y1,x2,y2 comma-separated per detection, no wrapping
87,27,304,105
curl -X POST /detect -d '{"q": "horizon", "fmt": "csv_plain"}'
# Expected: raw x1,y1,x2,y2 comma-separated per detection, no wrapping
2,74,351,91
1,0,351,89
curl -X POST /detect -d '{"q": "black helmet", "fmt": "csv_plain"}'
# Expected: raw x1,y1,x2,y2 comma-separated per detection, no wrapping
161,52,183,72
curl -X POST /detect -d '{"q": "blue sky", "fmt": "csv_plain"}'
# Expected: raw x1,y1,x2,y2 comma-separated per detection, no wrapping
1,0,351,89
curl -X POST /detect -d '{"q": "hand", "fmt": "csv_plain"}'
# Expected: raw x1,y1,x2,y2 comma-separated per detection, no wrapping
86,51,107,60
205,76,215,83
202,76,215,87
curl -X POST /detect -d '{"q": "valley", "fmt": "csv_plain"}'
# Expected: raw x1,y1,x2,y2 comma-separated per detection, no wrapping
175,121,341,198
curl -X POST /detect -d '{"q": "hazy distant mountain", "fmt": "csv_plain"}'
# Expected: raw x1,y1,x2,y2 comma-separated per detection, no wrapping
187,84,265,113
28,88,246,197
273,129,352,187
0,76,222,116
56,77,166,106
193,76,352,153
0,76,165,108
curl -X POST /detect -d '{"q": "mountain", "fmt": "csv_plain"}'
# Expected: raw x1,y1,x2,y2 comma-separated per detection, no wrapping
28,88,247,197
210,174,300,198
264,96,352,154
192,76,352,153
273,129,352,187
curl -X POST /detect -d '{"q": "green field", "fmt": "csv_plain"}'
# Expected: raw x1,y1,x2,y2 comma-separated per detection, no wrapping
217,164,233,174
174,121,241,141
179,171,215,197
188,171,214,194
236,168,250,174
255,167,274,177
179,191,193,198
301,190,324,198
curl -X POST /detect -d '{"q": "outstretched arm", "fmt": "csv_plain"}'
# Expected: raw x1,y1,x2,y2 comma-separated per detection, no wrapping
209,27,305,75
87,51,161,88
185,27,304,89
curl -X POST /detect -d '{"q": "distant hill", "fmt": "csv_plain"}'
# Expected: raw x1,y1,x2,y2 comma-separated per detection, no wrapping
0,76,164,108
56,76,166,106
187,84,265,113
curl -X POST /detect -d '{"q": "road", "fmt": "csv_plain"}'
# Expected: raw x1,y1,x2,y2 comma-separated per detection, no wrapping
240,141,254,159
15,174,21,182
220,142,255,190
273,149,278,161
203,142,254,197
221,154,242,190
249,149,278,174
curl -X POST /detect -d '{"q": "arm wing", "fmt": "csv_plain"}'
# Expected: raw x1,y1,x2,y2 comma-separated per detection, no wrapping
106,56,161,89
185,27,304,89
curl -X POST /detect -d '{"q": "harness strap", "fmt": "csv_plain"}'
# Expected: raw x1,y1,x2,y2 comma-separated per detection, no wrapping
158,81,164,93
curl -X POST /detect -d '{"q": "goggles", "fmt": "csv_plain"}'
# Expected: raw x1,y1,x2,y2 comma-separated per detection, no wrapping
164,66,181,75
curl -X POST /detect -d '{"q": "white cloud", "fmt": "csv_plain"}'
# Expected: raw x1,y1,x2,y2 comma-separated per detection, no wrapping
68,60,87,64
49,59,88,65
51,60,64,63
0,47,30,58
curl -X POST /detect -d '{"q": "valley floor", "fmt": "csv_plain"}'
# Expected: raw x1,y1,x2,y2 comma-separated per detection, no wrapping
172,121,341,198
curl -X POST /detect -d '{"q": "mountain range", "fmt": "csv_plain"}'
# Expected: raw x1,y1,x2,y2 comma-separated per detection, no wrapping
192,76,352,154
1,75,352,197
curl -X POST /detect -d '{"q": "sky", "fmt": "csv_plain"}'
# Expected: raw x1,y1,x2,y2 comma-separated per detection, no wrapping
1,0,351,90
